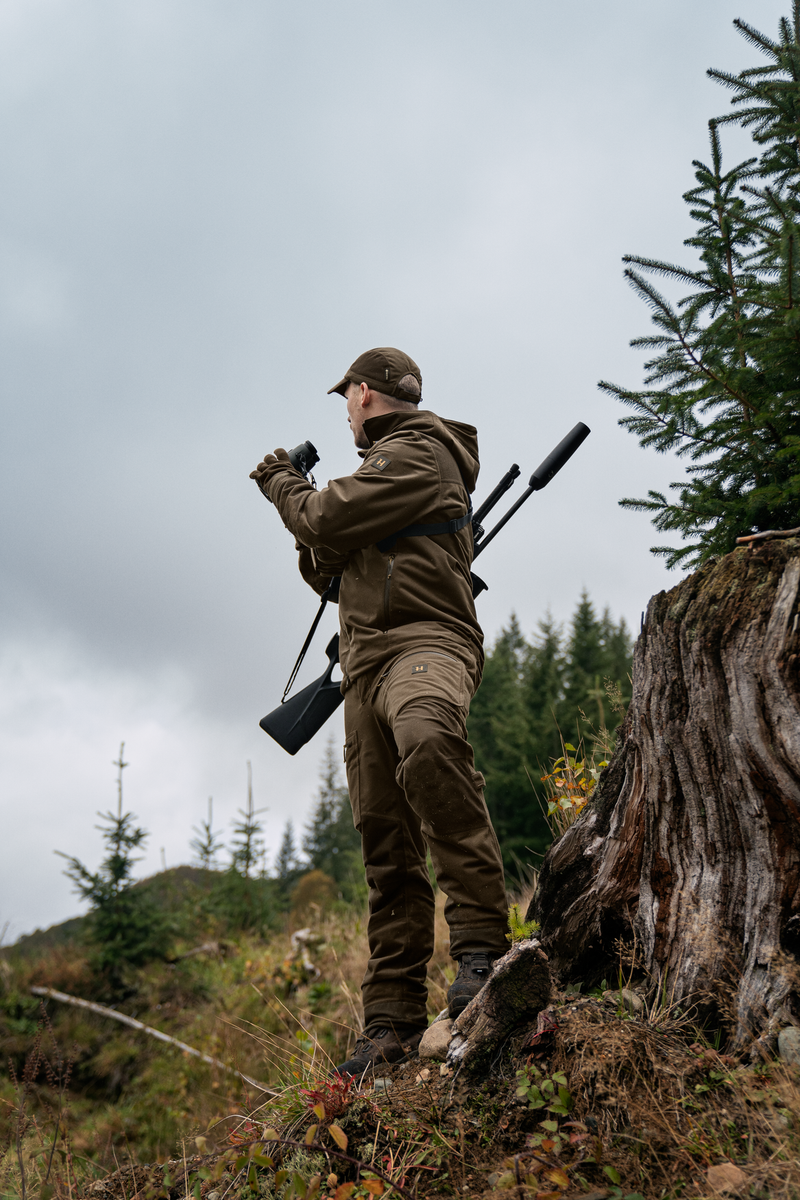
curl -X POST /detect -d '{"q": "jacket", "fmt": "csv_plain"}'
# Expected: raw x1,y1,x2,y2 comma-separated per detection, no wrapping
262,409,484,688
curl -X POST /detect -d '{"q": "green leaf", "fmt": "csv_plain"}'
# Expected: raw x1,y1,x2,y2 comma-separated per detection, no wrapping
603,1164,622,1184
291,1170,308,1199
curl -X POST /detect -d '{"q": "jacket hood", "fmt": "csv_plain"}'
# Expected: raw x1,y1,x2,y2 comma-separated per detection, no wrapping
362,410,480,493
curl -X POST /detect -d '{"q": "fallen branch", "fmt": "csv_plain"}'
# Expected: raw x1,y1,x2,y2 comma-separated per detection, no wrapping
31,986,276,1096
168,940,226,963
736,526,800,545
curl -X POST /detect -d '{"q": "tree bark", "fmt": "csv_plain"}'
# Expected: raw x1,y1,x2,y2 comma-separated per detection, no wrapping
529,539,800,1055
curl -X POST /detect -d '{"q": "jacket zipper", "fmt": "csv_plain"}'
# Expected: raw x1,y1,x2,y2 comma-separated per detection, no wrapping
383,555,395,629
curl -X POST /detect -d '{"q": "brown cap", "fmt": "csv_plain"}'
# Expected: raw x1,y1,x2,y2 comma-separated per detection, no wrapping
327,347,422,403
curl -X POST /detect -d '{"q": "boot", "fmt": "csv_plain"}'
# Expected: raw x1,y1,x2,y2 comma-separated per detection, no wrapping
447,951,499,1018
335,1022,424,1079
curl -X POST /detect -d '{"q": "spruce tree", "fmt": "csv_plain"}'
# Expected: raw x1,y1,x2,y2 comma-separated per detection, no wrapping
190,796,223,870
302,737,362,895
522,613,564,766
470,600,633,876
210,762,275,933
274,820,302,899
58,744,170,984
468,614,547,870
600,7,800,568
230,762,266,880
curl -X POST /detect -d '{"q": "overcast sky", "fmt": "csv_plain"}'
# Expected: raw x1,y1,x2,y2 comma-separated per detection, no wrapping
1,0,788,942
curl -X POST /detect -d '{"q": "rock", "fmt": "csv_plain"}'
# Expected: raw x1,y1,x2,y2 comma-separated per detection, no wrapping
706,1162,747,1193
414,1067,431,1084
603,988,645,1016
778,1026,800,1065
419,1018,454,1060
432,1006,450,1022
373,1077,392,1092
486,1173,501,1188
439,1063,453,1076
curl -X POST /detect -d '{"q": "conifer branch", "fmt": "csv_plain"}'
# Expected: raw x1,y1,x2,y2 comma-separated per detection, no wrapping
732,20,781,61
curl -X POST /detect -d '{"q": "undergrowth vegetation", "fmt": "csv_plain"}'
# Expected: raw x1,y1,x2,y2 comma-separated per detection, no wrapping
5,886,800,1199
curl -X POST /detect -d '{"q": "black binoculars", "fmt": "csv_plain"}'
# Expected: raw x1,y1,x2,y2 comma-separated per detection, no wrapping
287,440,319,478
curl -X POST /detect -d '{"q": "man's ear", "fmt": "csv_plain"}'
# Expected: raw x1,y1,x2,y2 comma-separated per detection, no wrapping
359,382,372,409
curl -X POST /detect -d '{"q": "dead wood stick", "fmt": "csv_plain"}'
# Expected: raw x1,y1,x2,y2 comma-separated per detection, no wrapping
736,526,800,545
31,985,276,1095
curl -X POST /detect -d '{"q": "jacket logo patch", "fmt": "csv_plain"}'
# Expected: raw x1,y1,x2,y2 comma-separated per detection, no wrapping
412,663,428,674
372,456,391,471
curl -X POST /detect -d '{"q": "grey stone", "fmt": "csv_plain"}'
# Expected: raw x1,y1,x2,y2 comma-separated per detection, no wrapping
603,987,644,1015
778,1025,800,1065
419,1018,454,1061
372,1077,392,1092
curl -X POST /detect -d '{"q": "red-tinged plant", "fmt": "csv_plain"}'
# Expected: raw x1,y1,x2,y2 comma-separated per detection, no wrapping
301,1074,353,1120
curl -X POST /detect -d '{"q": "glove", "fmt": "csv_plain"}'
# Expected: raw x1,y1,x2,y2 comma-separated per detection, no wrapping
249,448,292,497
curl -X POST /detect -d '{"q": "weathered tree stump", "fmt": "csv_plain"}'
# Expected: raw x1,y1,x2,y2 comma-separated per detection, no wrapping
529,540,800,1054
446,938,551,1072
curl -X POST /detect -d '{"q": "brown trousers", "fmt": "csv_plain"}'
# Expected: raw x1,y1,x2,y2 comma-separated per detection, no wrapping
343,647,508,1029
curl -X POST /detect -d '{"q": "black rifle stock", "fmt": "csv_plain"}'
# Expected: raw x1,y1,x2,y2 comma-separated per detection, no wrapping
259,634,343,755
259,420,591,755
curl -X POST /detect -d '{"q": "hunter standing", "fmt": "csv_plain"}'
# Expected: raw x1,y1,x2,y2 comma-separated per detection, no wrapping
251,347,508,1075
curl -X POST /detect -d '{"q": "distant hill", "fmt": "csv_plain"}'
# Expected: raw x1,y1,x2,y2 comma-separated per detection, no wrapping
3,864,218,960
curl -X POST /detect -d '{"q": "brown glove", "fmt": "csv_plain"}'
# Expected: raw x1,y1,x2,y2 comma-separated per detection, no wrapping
249,448,292,498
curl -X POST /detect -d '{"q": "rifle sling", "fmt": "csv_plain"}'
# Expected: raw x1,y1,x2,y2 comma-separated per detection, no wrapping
376,505,473,554
281,576,340,703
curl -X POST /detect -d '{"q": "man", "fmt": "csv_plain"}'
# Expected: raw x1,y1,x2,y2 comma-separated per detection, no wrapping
250,347,508,1076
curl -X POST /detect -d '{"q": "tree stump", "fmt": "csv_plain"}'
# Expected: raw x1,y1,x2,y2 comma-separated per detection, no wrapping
446,938,551,1072
529,539,800,1054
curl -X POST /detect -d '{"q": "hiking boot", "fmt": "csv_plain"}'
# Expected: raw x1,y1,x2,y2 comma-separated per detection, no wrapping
335,1023,424,1079
447,951,499,1018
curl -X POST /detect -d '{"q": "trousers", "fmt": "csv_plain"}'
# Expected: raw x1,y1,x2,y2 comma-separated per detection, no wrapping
343,646,508,1029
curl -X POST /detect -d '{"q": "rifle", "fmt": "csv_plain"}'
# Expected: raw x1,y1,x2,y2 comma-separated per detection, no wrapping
259,421,590,754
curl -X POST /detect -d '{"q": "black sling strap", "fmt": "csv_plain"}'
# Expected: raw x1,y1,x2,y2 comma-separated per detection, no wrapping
376,504,473,554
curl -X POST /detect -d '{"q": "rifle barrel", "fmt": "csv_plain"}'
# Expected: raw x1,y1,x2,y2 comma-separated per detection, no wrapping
472,463,520,529
472,422,590,560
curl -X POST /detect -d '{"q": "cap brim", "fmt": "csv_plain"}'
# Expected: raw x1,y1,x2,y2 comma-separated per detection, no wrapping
327,377,349,397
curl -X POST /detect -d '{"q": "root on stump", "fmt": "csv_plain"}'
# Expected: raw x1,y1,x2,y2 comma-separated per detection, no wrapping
446,938,551,1072
528,539,800,1055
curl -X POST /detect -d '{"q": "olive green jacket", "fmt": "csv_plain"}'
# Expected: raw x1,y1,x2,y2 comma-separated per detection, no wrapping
262,410,484,688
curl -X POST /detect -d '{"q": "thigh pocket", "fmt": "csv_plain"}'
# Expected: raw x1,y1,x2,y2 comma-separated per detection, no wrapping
343,731,361,830
380,653,469,728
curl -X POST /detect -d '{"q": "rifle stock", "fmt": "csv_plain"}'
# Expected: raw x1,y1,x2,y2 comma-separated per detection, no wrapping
260,634,344,756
